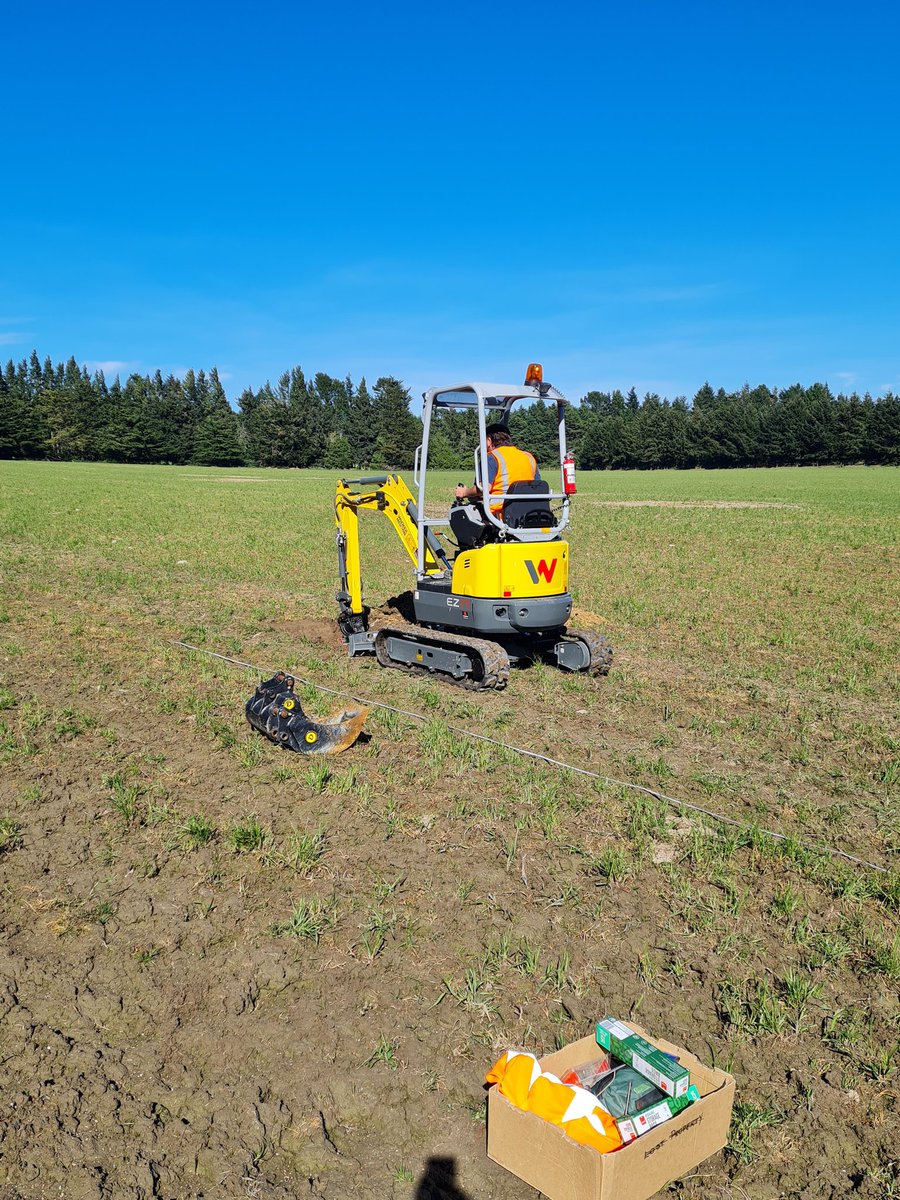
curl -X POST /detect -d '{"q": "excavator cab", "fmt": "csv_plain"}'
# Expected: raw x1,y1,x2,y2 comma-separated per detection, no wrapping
415,365,570,561
334,365,611,690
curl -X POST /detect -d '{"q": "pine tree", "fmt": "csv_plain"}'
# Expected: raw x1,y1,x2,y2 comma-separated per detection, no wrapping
149,373,191,463
635,393,666,468
690,383,729,466
27,351,44,399
346,378,376,467
237,385,263,466
322,432,354,469
286,367,325,467
238,381,284,467
833,393,869,463
510,398,558,467
866,392,900,464
97,374,126,462
194,408,245,466
0,361,21,457
371,377,420,469
424,420,459,469
581,409,629,468
440,407,478,470
192,368,244,465
38,357,99,460
313,372,352,440
98,374,165,463
563,403,586,462
668,397,692,467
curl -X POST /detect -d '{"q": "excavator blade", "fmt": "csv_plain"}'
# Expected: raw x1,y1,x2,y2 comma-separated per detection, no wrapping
245,672,368,755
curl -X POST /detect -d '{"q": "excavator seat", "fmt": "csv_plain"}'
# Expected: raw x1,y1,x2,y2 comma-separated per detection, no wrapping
502,479,554,529
449,502,492,551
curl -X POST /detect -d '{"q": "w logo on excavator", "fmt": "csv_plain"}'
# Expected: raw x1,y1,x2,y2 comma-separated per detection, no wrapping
524,558,558,585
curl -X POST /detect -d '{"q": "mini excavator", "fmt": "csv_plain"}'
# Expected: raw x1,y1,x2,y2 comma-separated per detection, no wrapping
334,364,612,691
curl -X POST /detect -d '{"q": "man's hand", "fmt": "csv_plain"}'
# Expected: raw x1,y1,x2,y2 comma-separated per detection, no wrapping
455,484,481,500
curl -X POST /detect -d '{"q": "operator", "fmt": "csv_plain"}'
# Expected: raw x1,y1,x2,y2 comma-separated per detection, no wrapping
450,424,540,550
454,424,540,516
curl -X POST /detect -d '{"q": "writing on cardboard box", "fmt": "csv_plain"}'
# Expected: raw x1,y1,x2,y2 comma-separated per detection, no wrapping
643,1115,704,1159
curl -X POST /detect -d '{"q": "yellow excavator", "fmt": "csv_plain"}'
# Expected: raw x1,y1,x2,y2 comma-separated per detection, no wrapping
334,364,612,691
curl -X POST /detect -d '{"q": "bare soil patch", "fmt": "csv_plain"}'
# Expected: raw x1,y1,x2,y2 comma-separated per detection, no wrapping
585,500,804,509
272,617,346,651
180,475,276,483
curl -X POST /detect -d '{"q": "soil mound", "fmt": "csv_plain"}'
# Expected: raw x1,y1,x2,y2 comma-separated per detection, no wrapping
272,617,345,650
372,592,417,624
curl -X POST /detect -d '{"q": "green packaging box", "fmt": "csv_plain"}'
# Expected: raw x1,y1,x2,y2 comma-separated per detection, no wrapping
596,1018,690,1098
616,1085,701,1143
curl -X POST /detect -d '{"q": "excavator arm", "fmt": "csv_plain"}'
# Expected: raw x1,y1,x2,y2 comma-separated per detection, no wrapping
335,474,449,645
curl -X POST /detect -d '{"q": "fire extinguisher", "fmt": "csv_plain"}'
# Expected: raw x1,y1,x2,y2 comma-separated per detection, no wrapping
563,452,577,495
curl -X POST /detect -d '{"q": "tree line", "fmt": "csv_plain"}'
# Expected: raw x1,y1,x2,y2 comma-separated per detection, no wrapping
1,352,897,470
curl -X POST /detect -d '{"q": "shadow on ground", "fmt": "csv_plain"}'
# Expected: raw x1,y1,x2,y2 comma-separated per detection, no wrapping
415,1156,472,1200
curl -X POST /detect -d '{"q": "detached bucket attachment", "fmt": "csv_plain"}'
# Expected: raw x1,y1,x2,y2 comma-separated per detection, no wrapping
245,672,368,755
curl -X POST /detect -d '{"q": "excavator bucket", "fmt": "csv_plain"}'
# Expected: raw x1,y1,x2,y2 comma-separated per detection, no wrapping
245,672,368,755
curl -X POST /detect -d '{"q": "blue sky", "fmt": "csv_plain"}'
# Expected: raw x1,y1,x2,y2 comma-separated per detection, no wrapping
2,0,898,405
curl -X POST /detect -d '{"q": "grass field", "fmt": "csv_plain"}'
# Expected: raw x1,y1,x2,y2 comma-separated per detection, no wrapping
1,460,898,1199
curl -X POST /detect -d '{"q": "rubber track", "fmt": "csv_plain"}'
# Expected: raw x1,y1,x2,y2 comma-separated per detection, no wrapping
567,629,614,676
372,622,510,691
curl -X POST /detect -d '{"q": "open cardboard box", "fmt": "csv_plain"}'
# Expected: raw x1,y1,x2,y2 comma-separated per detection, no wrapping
487,1024,735,1200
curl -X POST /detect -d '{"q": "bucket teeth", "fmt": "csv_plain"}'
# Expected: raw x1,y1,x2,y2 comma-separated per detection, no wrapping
245,673,368,755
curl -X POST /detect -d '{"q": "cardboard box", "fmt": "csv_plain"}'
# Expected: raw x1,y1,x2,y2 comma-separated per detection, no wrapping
487,1025,735,1200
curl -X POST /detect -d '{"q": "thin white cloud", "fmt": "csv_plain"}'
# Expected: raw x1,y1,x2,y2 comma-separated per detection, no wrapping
85,360,135,374
628,284,720,303
0,316,33,347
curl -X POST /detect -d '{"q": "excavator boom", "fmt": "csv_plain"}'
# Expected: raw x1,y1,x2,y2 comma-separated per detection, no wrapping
335,474,448,643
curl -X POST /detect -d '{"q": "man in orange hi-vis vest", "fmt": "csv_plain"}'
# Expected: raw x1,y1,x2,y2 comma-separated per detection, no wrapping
454,424,540,517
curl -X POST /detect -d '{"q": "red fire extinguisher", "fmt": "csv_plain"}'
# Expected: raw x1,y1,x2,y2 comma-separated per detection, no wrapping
563,452,577,495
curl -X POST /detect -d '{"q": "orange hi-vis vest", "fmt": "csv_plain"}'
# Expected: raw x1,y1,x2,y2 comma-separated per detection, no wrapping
485,1050,623,1154
488,445,538,516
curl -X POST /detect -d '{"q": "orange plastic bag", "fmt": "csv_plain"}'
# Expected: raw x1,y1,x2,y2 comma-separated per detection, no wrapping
484,1050,540,1110
485,1053,623,1153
